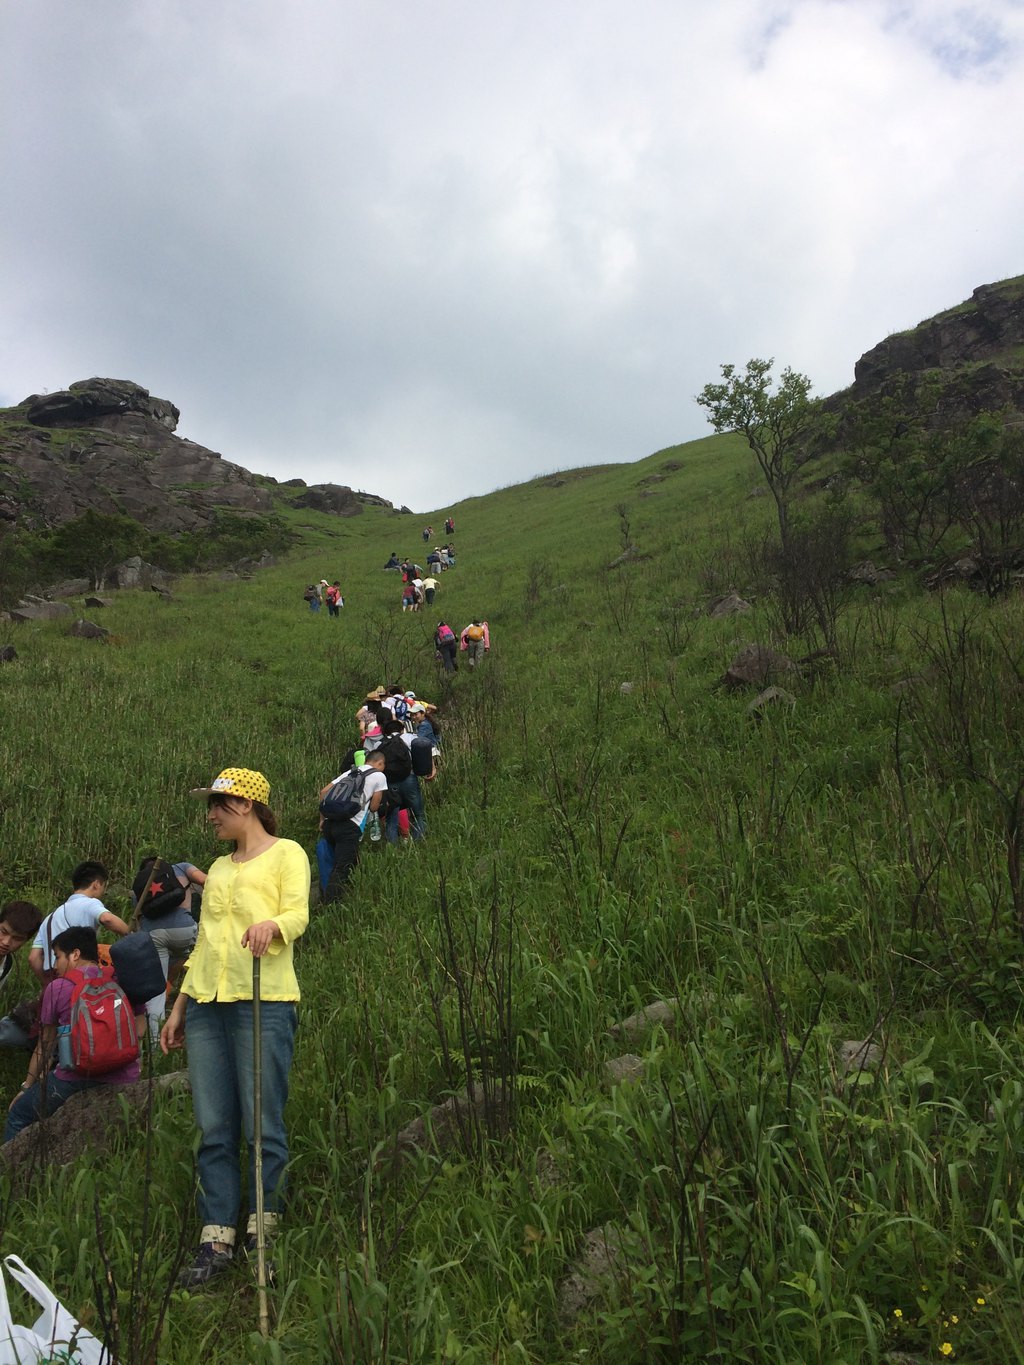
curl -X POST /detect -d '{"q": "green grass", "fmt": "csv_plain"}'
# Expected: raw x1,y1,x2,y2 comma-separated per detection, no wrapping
1,432,1023,1361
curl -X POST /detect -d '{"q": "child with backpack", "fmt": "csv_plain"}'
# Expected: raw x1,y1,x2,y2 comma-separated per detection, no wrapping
5,926,140,1142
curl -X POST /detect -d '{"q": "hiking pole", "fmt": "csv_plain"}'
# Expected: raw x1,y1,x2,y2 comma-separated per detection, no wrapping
252,955,269,1339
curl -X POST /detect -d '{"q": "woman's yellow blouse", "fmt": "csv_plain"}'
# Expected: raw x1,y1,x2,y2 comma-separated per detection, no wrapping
180,839,310,1002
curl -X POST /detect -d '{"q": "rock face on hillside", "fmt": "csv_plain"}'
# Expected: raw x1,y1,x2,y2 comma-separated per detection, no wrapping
0,377,393,531
840,276,1024,421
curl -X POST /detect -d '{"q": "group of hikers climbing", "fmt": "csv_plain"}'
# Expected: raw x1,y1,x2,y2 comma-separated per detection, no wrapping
316,683,441,902
303,579,344,613
0,512,488,1297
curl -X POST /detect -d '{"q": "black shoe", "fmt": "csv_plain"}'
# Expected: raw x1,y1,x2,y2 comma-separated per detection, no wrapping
177,1243,233,1288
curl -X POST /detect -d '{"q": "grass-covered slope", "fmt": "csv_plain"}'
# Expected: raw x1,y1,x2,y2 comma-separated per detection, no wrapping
1,430,1023,1362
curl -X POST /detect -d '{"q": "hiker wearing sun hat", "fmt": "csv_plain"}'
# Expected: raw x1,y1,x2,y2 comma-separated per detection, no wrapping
161,766,310,1288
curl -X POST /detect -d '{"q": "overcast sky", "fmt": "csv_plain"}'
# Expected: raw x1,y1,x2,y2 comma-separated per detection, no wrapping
2,1,1022,511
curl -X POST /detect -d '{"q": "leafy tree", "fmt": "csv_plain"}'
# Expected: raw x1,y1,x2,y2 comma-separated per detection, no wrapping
47,510,145,590
696,358,825,549
841,375,961,558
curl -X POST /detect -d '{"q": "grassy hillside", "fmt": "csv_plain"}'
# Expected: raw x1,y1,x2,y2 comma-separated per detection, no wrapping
1,429,1023,1363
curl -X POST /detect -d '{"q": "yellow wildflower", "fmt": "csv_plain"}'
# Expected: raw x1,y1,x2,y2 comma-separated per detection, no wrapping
940,1345,954,1358
893,1309,903,1319
951,1315,959,1324
976,1296,986,1306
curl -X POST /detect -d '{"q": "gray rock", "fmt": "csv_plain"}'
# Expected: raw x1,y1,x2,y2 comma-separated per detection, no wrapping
605,1053,645,1085
0,645,16,662
619,681,634,694
848,560,896,586
2,1071,189,1185
292,483,369,517
9,602,73,623
747,686,797,719
840,1039,884,1074
389,1082,510,1164
69,618,109,640
112,556,172,590
609,998,679,1045
557,1224,629,1325
533,1148,566,1191
708,591,752,618
48,578,92,598
719,643,798,690
83,595,114,608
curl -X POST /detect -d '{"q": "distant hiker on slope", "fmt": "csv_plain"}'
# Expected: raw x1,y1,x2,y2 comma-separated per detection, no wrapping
460,619,490,668
434,621,458,673
320,750,388,902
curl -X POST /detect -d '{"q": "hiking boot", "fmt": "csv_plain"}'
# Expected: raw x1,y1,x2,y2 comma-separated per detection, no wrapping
244,1235,277,1286
177,1243,233,1288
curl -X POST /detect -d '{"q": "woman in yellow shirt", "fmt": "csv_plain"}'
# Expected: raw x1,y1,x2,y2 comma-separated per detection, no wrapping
161,767,309,1287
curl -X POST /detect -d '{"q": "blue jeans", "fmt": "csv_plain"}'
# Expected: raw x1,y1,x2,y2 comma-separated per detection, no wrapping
385,775,425,841
186,998,297,1234
4,1073,104,1142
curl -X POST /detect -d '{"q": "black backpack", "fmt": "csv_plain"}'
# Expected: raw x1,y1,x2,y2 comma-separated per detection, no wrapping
379,735,413,782
320,768,369,820
133,858,187,919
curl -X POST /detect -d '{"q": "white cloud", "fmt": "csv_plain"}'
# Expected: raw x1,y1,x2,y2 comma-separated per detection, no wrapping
1,0,1022,507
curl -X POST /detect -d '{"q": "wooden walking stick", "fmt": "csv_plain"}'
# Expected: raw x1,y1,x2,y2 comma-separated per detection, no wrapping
252,955,270,1339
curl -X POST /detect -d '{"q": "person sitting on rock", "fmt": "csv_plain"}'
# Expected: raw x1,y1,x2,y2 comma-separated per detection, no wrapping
5,926,141,1143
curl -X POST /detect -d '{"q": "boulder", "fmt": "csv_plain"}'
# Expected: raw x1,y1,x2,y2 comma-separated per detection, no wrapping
387,1082,510,1166
24,377,180,431
2,1072,190,1184
111,556,170,590
0,645,16,662
840,1039,884,1075
605,1054,645,1086
719,643,798,690
68,618,109,640
848,560,896,587
608,999,679,1045
9,602,73,623
708,592,752,618
83,595,114,608
747,686,797,719
48,578,92,598
557,1224,630,1326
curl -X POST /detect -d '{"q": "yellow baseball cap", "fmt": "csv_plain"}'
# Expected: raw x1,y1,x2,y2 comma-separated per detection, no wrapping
190,767,271,804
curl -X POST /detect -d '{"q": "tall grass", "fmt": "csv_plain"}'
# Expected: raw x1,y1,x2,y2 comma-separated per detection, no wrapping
0,433,1023,1359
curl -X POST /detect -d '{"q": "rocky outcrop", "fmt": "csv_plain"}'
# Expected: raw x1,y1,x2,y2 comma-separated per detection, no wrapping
0,378,271,533
835,276,1024,427
0,377,393,533
292,483,364,516
854,279,1024,390
23,376,179,431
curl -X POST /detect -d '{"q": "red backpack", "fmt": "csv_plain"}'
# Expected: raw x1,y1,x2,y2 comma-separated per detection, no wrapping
66,966,139,1075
